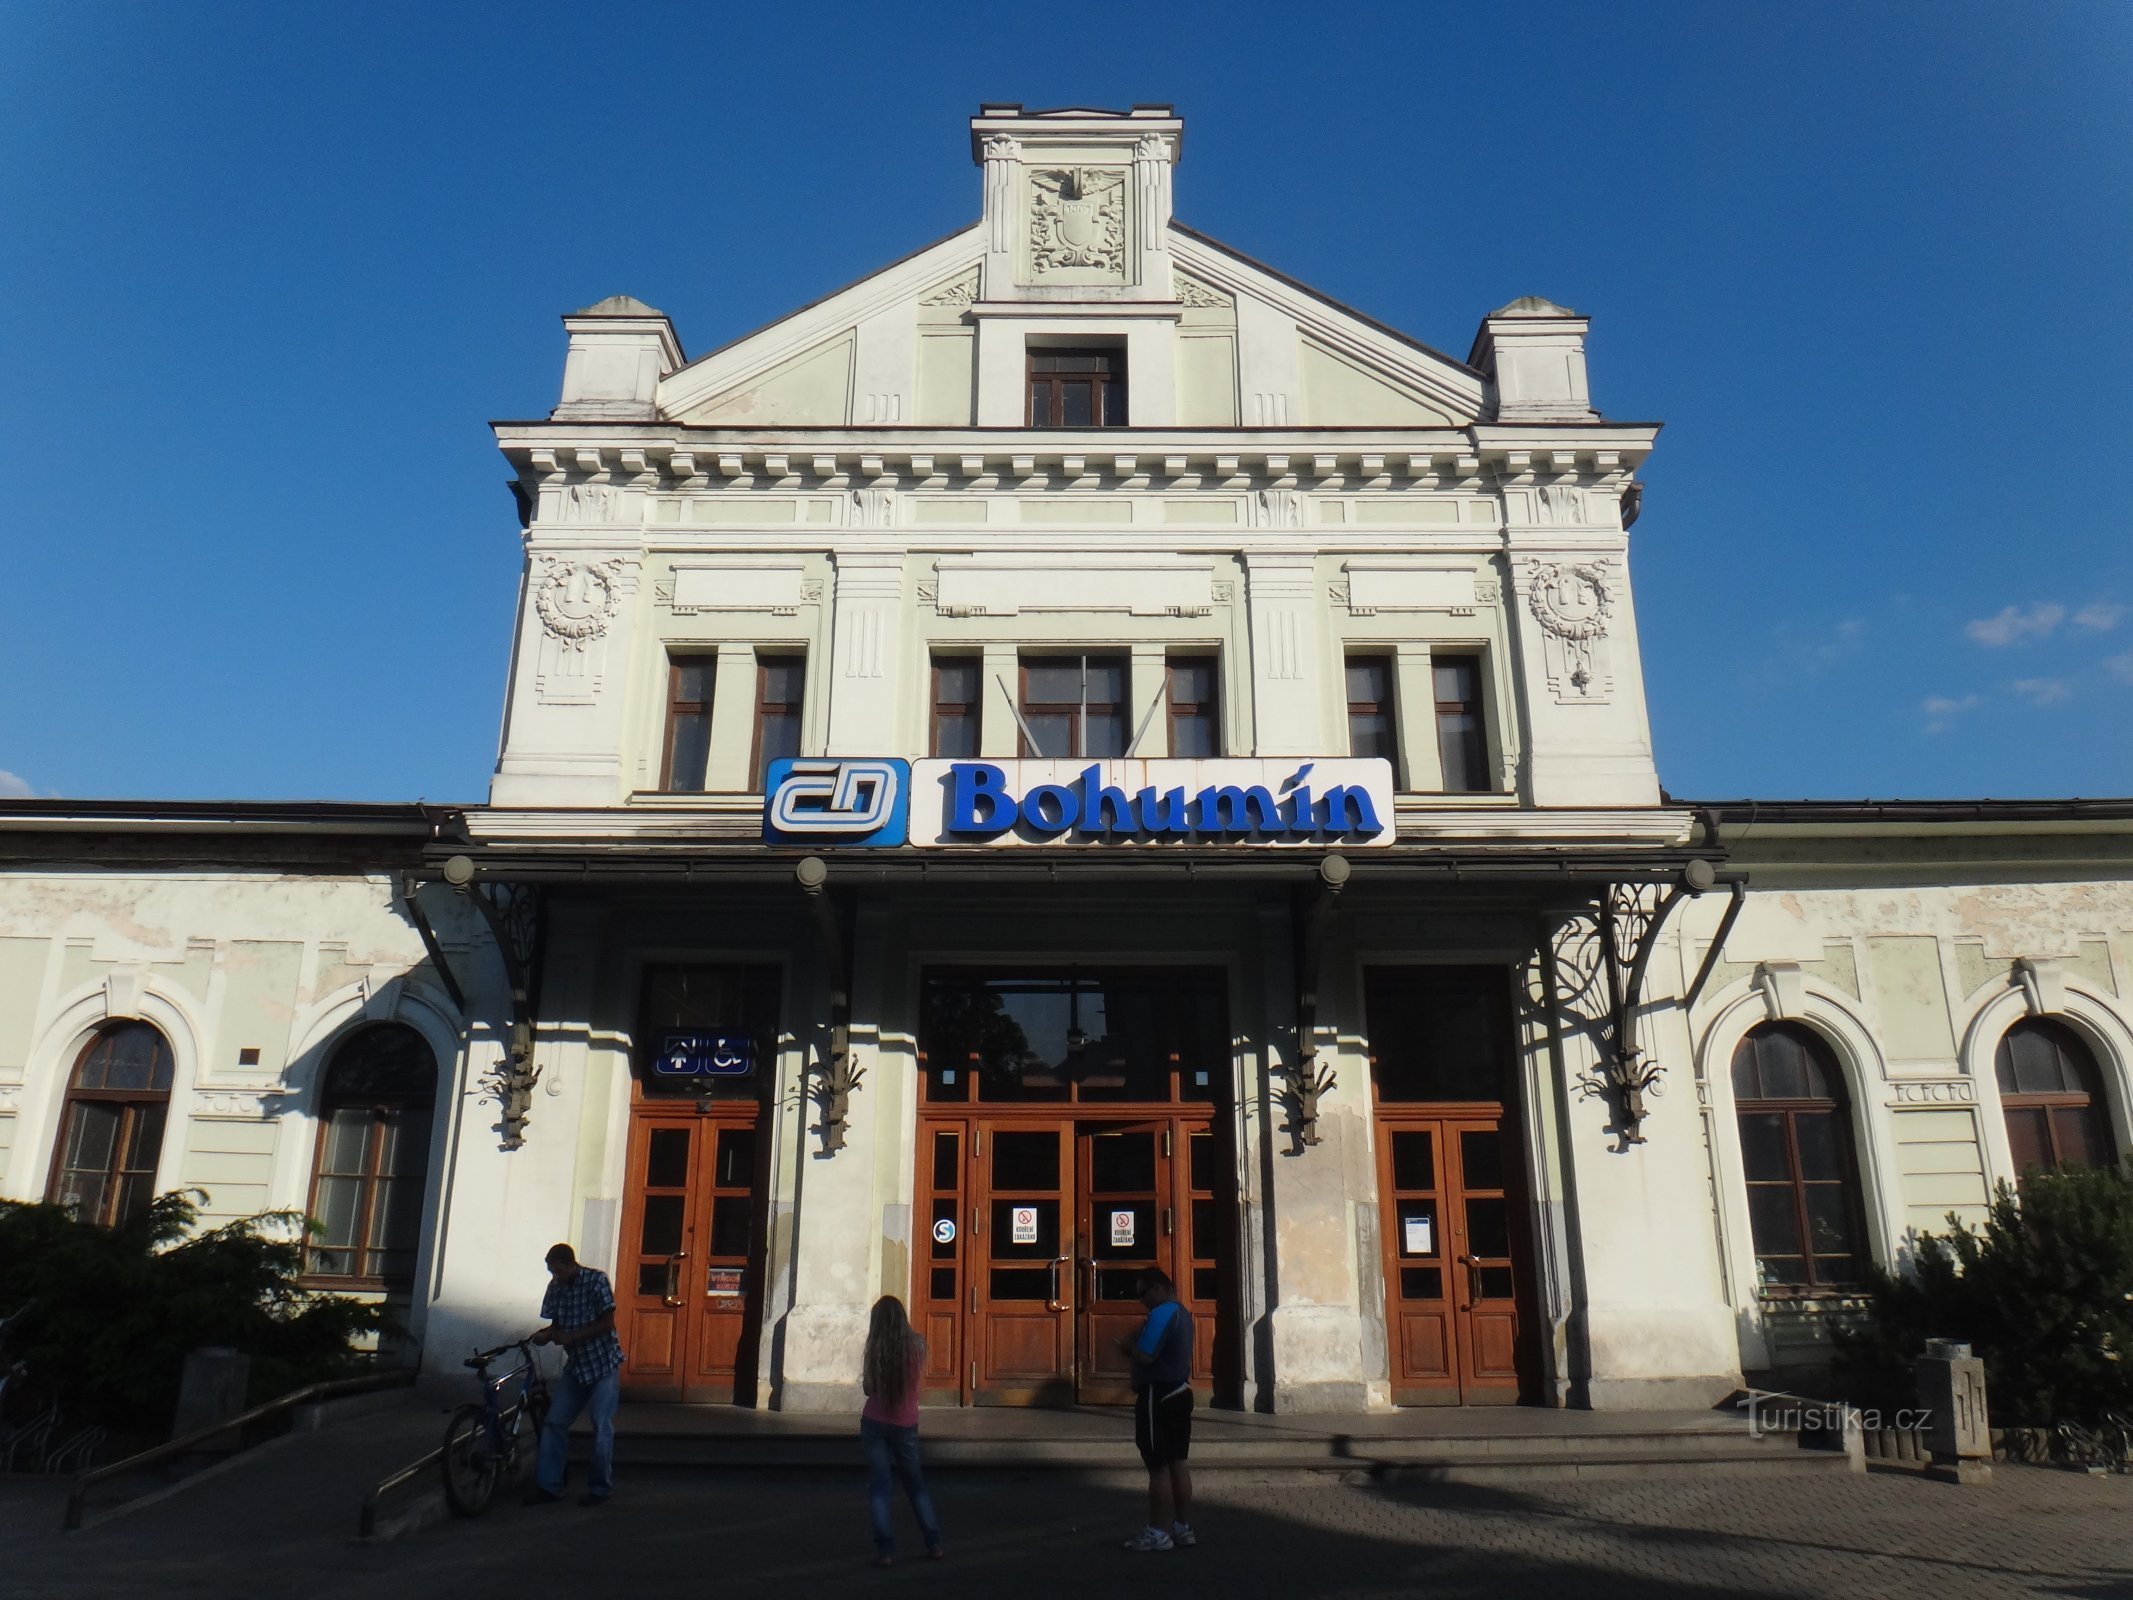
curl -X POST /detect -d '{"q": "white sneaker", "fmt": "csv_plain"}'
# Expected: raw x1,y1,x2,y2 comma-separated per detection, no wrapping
1123,1527,1175,1552
1171,1522,1197,1548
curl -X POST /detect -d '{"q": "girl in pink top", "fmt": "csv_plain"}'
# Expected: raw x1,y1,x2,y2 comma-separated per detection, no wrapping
859,1295,942,1564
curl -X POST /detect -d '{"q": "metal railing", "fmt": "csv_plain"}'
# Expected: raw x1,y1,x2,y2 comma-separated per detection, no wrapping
63,1368,415,1532
358,1443,443,1538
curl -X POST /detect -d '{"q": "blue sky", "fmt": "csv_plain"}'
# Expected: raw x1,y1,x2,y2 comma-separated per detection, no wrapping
3,1,2129,803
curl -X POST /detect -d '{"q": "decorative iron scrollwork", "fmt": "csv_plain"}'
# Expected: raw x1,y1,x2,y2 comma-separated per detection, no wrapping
462,880,545,1150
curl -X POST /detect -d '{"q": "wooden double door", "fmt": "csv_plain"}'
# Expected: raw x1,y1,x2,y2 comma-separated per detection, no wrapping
614,1105,765,1403
1375,1111,1528,1404
915,1114,1232,1405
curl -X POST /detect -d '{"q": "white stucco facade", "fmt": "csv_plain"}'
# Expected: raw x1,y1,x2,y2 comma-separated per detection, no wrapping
2,105,2127,1414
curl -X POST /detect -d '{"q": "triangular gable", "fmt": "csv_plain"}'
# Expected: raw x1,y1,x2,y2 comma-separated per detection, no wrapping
660,224,984,424
1168,226,1486,424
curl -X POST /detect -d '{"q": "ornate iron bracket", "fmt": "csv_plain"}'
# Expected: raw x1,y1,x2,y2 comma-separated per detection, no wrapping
1283,855,1352,1150
1596,859,1717,1144
797,857,861,1155
440,857,545,1150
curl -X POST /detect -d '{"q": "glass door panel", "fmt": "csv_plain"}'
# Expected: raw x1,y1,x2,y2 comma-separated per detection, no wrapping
1078,1123,1168,1403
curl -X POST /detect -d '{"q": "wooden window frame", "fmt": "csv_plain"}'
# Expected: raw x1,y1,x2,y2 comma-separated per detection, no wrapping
1345,653,1399,768
45,1023,174,1229
660,655,717,792
1017,653,1128,759
1026,346,1128,428
302,1025,438,1291
930,654,983,759
1733,1027,1870,1296
1431,653,1490,794
1997,1019,2117,1174
749,652,807,791
1166,653,1220,760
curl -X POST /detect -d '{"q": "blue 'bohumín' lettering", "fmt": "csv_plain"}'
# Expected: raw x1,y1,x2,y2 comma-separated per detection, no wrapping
946,763,1018,835
943,763,1378,840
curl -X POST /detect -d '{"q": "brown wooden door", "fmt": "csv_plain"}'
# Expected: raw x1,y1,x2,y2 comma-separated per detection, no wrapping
970,1121,1075,1403
1376,1112,1525,1405
616,1108,765,1403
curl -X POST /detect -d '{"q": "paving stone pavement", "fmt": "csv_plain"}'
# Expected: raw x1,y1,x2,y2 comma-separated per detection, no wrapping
8,1453,2131,1598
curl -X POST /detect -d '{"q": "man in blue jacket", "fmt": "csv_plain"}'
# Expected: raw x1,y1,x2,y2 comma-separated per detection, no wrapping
1118,1267,1195,1551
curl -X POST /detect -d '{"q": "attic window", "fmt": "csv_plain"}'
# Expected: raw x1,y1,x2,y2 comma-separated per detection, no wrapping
1028,347,1126,427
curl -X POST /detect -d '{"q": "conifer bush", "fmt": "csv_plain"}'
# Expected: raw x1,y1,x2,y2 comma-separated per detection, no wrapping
1838,1165,2133,1427
0,1189,388,1437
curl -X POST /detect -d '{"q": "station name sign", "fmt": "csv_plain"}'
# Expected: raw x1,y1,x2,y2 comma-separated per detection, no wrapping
765,757,1394,848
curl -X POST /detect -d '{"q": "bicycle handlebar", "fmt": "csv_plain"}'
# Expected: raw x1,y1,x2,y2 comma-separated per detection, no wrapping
462,1337,542,1371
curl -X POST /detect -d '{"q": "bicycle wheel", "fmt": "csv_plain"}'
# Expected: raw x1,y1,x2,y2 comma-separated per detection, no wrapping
440,1403,500,1516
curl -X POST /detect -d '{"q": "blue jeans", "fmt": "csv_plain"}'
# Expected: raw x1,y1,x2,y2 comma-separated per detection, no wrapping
537,1368,619,1497
860,1417,940,1554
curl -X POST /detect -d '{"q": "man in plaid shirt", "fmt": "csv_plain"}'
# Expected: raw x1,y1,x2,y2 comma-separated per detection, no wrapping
526,1243,626,1506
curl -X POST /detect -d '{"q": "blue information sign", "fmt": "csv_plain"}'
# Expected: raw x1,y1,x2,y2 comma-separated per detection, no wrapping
654,1031,756,1078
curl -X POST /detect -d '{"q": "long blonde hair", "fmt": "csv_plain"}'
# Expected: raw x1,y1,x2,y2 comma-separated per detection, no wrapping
863,1295,919,1408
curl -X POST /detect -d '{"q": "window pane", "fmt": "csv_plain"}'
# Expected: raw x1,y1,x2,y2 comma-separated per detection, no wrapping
1746,1184,1803,1257
1391,1131,1435,1192
760,658,805,704
668,711,712,790
1349,711,1395,762
991,1131,1059,1192
716,1127,755,1188
1084,706,1126,758
1190,1198,1216,1262
1088,1131,1156,1193
371,1173,425,1254
1465,1196,1510,1258
1025,660,1082,704
1432,657,1478,706
1029,380,1049,424
1084,657,1125,705
2051,1105,2110,1170
2004,1106,2052,1174
1803,1182,1860,1258
121,1103,167,1177
754,712,801,785
1346,658,1389,708
675,659,714,704
932,1130,961,1193
1737,1112,1791,1183
988,1199,1058,1260
646,1127,691,1190
61,1099,121,1178
933,710,978,759
1459,1129,1504,1191
1189,1133,1214,1192
1060,380,1093,427
1436,710,1486,793
378,1108,431,1180
709,1194,753,1259
1792,1111,1844,1182
1102,379,1127,426
313,1172,361,1249
321,1108,371,1174
640,1193,686,1257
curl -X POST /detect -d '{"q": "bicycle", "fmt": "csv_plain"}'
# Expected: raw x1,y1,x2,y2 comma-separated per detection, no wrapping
440,1339,550,1516
0,1303,61,1474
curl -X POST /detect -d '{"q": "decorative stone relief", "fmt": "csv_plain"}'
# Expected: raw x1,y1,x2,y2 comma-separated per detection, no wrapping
1210,579,1237,607
563,482,621,521
533,556,630,704
1473,577,1502,605
983,136,1020,256
1890,1080,1978,1106
1519,559,1615,702
850,486,897,529
1536,484,1588,525
1030,168,1126,275
1257,487,1304,529
1175,273,1230,309
921,273,979,307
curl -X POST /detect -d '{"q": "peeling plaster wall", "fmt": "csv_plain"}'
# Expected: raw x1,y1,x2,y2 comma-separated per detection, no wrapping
0,870,485,1347
1675,871,2133,1375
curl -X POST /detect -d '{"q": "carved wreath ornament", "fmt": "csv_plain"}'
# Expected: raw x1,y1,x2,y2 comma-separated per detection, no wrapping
1524,561,1614,694
533,558,625,648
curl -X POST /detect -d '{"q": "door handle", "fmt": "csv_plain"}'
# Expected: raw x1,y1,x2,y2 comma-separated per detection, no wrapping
1046,1255,1072,1312
663,1250,687,1308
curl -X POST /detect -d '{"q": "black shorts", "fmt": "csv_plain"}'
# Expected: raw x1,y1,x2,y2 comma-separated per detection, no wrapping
1134,1382,1194,1468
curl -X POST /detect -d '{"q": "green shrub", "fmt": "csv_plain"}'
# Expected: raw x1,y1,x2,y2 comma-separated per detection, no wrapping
1837,1165,2133,1427
0,1189,390,1436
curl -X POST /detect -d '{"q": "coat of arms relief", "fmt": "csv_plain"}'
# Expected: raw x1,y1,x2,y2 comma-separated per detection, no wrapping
1029,168,1127,276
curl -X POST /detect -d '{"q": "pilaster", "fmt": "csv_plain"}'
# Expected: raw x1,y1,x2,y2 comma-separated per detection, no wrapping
824,552,907,754
1243,552,1324,757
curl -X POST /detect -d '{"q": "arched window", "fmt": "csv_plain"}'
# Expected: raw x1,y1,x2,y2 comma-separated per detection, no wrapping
48,1023,175,1227
305,1024,437,1288
1732,1022,1869,1292
1996,1018,2116,1174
